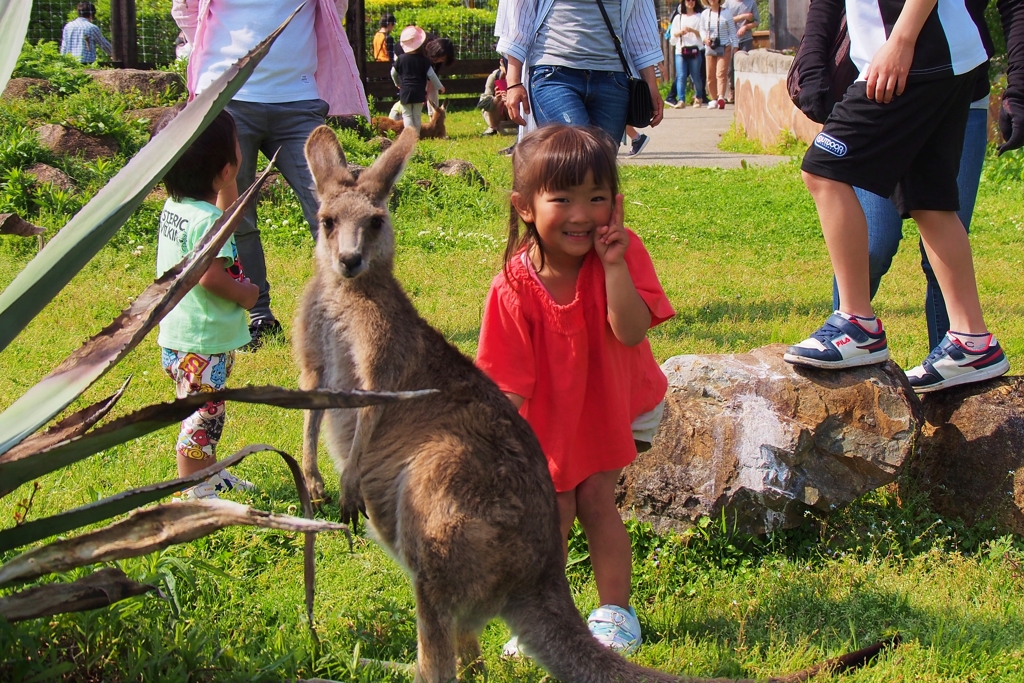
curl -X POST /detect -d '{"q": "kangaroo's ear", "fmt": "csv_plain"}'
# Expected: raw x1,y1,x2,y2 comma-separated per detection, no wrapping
359,127,417,204
305,125,353,192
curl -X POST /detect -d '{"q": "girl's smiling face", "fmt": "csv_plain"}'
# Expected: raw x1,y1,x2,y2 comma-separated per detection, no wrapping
514,171,613,263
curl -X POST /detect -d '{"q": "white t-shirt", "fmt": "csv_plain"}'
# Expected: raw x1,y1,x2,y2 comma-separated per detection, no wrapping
193,0,319,102
671,13,703,51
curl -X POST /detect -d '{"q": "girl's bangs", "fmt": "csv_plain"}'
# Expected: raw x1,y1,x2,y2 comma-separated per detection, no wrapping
531,127,618,194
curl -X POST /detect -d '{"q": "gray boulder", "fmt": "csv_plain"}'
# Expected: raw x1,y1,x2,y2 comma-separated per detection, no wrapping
617,345,920,534
2,78,54,100
25,163,74,192
35,124,118,160
87,69,184,98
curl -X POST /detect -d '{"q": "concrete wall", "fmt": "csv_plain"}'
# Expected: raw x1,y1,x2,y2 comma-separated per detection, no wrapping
735,49,1004,148
733,49,822,149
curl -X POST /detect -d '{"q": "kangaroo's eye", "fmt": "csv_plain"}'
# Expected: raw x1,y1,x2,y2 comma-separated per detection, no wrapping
369,216,384,231
321,217,335,233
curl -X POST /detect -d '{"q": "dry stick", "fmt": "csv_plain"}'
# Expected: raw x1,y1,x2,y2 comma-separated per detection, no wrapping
768,635,901,683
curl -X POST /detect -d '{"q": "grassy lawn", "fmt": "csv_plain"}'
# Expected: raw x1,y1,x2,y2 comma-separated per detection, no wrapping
2,105,1024,681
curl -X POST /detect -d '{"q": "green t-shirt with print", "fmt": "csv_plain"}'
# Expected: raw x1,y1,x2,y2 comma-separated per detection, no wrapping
156,197,250,354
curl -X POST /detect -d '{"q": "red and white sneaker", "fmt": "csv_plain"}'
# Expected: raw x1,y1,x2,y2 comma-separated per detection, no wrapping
906,333,1009,393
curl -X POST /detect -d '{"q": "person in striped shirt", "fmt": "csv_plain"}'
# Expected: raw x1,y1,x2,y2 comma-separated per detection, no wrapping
495,0,665,143
60,3,111,65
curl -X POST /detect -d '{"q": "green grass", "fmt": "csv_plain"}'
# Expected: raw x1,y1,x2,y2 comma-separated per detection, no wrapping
718,121,809,157
2,104,1024,681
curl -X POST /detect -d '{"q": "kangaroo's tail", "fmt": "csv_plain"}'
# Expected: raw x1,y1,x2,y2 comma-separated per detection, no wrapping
503,570,898,683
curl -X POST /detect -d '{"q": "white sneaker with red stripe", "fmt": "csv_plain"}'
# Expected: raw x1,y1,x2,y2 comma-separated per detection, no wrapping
906,332,1010,393
784,312,890,369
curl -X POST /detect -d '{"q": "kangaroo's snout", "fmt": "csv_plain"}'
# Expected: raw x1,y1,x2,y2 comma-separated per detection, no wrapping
338,252,364,278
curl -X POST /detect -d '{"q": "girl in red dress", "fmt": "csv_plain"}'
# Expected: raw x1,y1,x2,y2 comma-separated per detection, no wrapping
477,124,675,655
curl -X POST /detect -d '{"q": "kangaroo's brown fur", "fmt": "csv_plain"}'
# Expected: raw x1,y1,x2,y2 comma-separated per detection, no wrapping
370,104,446,140
419,103,447,139
370,116,405,136
294,126,887,683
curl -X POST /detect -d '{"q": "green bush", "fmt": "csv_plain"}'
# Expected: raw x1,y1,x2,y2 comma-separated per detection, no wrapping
13,41,92,96
369,6,498,60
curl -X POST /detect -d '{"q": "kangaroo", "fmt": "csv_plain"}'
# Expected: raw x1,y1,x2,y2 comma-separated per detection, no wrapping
295,126,890,683
419,103,447,139
369,104,447,140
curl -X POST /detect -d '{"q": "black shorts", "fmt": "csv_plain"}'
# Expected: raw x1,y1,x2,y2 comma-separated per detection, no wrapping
801,73,974,217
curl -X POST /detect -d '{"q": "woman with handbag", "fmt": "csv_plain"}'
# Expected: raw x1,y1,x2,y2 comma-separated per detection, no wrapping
699,0,738,109
671,0,706,107
495,0,665,142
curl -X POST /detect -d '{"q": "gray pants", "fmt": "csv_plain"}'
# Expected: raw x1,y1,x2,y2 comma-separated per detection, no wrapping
226,98,328,323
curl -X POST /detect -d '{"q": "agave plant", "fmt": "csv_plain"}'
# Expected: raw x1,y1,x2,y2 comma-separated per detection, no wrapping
0,2,422,634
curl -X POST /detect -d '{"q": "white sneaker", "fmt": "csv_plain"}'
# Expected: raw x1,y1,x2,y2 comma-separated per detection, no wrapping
208,470,256,493
706,100,718,109
502,635,528,658
172,481,220,502
906,333,1010,393
588,605,642,654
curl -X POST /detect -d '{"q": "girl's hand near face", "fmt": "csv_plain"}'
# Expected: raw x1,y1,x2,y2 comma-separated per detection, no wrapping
594,194,629,266
599,194,651,346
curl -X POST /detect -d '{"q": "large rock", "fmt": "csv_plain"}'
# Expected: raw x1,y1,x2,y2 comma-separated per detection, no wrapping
127,106,174,136
905,378,1024,534
617,345,920,534
35,124,118,160
24,163,74,192
86,69,184,98
2,78,54,100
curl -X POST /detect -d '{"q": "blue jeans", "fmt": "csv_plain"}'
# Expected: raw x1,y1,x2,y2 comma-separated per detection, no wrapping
832,106,987,349
675,52,705,103
529,65,630,143
227,98,328,323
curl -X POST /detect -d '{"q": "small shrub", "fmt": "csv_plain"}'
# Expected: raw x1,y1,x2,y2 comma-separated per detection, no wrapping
14,41,92,96
0,126,49,172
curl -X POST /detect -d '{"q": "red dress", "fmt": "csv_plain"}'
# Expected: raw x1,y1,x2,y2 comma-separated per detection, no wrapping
476,232,675,492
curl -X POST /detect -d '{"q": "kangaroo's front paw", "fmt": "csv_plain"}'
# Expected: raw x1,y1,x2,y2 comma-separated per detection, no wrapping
304,473,331,509
340,479,366,531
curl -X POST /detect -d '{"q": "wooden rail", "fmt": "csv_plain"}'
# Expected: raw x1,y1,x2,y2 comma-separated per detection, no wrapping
363,58,497,101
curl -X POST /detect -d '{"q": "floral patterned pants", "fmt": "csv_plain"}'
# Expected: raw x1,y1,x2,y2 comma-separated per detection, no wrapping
161,349,234,462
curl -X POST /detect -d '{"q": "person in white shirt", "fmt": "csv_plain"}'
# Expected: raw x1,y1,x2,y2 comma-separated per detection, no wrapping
670,0,706,107
699,0,738,109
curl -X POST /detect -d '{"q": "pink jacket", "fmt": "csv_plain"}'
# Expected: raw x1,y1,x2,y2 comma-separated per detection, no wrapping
172,0,369,118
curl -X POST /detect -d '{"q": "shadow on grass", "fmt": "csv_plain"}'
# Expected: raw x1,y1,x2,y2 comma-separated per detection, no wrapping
645,578,1024,678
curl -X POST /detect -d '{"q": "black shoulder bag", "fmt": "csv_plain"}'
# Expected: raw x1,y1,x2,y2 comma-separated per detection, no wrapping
786,5,857,124
595,0,654,128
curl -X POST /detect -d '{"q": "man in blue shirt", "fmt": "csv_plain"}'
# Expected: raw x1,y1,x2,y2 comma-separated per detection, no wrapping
61,3,112,65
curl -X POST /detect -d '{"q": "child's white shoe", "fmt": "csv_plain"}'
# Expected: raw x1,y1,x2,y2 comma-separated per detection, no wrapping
587,604,642,654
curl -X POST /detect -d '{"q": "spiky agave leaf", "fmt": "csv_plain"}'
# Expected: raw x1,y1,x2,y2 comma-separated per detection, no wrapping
0,160,275,457
0,440,371,552
0,567,156,622
0,378,130,467
0,0,32,95
0,5,304,354
0,499,346,588
0,386,434,499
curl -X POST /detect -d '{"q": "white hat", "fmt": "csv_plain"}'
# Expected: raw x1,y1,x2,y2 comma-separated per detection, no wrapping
399,25,426,52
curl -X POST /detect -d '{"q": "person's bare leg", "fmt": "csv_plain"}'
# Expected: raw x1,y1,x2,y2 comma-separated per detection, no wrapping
802,171,873,317
575,469,630,608
912,209,987,334
556,490,577,564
